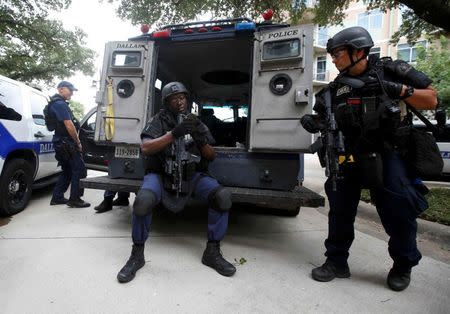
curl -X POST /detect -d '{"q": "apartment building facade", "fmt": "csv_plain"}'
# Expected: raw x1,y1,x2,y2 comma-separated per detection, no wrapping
310,0,427,90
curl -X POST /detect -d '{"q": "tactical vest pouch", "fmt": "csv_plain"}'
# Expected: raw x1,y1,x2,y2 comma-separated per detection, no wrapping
394,126,443,177
361,97,380,132
335,103,359,134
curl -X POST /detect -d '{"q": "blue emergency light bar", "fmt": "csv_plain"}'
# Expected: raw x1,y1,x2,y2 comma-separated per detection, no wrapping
235,22,256,32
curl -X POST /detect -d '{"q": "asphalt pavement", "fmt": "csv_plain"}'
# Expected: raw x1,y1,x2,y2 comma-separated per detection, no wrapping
0,157,449,314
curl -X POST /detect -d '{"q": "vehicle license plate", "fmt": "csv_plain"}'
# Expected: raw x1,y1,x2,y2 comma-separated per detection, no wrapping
115,146,140,159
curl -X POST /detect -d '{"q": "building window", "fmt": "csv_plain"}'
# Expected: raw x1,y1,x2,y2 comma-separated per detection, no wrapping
316,56,327,81
317,27,328,47
369,47,381,58
397,41,426,62
357,9,383,40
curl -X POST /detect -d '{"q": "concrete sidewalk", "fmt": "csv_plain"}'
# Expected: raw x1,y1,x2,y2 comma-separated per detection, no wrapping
0,187,449,314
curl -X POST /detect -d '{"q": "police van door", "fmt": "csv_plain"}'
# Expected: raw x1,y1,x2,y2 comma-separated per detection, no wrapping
249,24,314,152
29,89,56,179
95,41,155,149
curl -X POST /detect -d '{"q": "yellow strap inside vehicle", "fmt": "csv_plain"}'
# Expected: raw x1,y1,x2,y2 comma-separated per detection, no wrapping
105,78,115,140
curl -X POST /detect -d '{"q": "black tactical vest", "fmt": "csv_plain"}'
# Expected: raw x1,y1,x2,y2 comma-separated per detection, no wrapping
329,56,401,155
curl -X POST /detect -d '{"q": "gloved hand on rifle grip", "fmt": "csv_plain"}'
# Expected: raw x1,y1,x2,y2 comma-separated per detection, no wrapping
172,118,197,138
301,114,325,134
380,80,404,99
191,123,209,146
185,113,201,125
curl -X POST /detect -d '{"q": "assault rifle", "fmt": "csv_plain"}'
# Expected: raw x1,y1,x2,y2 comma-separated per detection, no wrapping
165,114,201,196
310,87,345,191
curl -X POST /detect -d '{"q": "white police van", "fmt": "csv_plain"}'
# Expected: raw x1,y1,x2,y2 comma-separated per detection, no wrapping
0,75,60,215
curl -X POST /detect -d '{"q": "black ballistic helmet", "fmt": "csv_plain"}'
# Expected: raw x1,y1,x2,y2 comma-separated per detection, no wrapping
326,26,374,54
162,81,188,104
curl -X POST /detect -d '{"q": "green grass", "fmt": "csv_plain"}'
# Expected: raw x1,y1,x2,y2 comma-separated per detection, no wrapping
360,189,371,203
360,188,450,226
421,188,450,226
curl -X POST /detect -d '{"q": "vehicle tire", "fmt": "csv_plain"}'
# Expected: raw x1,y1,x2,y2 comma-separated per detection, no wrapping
0,159,34,216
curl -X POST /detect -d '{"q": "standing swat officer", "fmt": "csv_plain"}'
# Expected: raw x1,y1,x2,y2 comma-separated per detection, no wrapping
49,81,90,208
117,82,236,283
301,27,437,291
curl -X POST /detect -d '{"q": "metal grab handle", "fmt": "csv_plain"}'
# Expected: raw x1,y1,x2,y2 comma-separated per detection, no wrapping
107,75,145,80
103,116,140,122
256,118,301,123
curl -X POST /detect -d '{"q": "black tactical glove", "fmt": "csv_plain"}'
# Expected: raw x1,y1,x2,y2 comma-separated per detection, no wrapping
380,80,404,99
191,122,209,146
185,113,201,125
300,114,325,134
172,118,197,138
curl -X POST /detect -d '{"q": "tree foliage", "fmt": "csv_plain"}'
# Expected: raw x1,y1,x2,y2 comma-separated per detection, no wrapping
0,0,96,85
110,0,450,44
68,99,85,121
109,0,299,27
415,36,450,110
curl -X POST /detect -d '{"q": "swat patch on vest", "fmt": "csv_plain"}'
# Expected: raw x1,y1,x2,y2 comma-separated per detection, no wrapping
336,85,351,96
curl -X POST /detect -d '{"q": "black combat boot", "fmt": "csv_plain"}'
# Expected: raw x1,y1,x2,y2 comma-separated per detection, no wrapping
67,198,91,208
311,260,351,282
50,197,69,205
117,244,145,283
387,266,411,291
112,197,129,207
201,241,236,277
94,198,113,213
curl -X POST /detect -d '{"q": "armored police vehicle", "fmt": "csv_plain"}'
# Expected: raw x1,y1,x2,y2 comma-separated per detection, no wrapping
0,75,60,215
81,18,324,215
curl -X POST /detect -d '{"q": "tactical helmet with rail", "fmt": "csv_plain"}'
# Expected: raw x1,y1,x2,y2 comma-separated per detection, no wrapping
326,26,374,55
161,82,188,104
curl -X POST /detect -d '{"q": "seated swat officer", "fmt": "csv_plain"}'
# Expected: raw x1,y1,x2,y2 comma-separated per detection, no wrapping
301,27,437,291
117,81,236,283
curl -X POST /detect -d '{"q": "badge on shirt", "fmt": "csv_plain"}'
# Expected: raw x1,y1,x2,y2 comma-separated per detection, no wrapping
336,85,351,96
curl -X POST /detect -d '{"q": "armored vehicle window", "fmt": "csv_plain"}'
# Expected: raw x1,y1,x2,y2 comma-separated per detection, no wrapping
262,39,300,61
112,51,141,67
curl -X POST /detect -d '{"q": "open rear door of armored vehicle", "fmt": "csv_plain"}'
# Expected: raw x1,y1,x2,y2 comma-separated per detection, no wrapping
94,41,155,146
93,40,156,178
249,24,314,152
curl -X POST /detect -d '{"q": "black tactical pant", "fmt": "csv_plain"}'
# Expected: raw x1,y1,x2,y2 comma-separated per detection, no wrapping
53,139,87,201
324,152,427,271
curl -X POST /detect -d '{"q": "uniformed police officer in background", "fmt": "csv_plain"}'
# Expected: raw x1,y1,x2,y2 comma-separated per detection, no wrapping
49,81,90,208
301,27,437,291
117,82,236,283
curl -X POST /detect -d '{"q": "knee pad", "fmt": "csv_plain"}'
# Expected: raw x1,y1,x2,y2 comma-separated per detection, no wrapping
133,189,157,217
208,187,232,212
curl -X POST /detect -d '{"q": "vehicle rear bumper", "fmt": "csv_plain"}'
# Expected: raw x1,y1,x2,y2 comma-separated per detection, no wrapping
80,176,324,208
